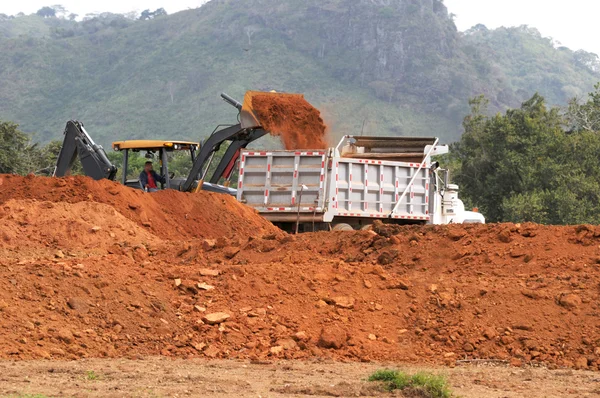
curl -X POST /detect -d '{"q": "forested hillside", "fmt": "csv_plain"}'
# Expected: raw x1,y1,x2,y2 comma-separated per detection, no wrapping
0,0,598,147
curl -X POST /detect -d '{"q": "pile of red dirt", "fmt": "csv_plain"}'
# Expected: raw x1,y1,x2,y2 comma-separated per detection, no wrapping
1,174,600,371
251,93,328,150
0,174,280,241
0,199,159,260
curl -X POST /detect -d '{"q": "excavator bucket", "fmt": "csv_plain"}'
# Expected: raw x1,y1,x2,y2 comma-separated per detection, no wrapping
239,91,306,130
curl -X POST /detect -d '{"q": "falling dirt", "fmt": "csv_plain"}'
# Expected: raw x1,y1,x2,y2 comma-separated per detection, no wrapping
1,174,600,373
251,93,328,150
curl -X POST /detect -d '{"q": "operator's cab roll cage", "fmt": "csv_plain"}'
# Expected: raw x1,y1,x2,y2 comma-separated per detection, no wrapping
112,140,199,191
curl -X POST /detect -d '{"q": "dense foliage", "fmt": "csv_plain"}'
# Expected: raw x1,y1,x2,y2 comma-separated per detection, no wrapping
452,87,600,225
0,1,598,147
0,120,63,175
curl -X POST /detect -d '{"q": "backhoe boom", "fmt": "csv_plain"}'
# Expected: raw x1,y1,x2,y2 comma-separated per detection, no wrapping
53,120,117,180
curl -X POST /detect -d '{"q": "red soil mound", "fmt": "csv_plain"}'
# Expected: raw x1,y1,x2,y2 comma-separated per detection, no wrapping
251,94,328,150
0,174,280,241
0,187,599,372
0,199,159,259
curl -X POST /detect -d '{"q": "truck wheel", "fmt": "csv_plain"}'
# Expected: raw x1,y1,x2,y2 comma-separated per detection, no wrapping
360,224,373,231
333,223,353,231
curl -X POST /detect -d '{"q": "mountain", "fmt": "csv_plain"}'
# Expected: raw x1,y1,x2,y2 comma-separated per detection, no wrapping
0,0,598,147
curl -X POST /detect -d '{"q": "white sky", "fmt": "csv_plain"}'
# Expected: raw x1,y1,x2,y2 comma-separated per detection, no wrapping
1,0,598,55
0,0,206,16
445,0,600,55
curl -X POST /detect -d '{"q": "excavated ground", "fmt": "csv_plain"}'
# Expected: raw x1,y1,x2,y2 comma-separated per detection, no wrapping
0,174,599,372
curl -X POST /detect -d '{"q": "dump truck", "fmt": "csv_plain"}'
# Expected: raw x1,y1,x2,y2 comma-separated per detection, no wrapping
236,135,484,231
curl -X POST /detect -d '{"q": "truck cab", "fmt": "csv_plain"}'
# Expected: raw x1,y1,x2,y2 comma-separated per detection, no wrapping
430,169,485,224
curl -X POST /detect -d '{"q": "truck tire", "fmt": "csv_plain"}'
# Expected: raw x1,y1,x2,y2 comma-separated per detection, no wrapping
360,224,373,231
333,223,353,231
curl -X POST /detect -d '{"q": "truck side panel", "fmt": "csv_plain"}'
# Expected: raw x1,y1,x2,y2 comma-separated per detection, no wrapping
328,158,430,222
237,151,327,213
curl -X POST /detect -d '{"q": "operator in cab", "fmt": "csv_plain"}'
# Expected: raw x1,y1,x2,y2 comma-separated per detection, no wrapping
140,161,165,192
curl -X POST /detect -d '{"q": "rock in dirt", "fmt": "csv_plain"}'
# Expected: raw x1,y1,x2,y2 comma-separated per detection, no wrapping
463,343,475,352
277,338,298,350
575,356,588,369
203,312,230,325
510,249,527,258
318,326,347,349
497,229,512,243
56,328,74,344
510,358,523,367
377,250,398,265
66,297,89,314
448,229,467,241
483,327,497,340
316,299,328,308
388,280,410,290
202,239,216,251
558,293,582,309
223,247,241,259
521,289,542,300
204,346,220,358
197,282,215,291
332,296,355,309
192,342,206,352
199,269,220,277
371,220,400,237
294,331,309,342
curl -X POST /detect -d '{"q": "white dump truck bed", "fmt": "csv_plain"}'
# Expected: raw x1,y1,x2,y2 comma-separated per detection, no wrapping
237,136,448,225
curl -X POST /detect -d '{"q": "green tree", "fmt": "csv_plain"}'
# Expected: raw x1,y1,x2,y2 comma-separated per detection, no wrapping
565,83,600,132
452,92,600,225
36,6,56,18
0,120,39,174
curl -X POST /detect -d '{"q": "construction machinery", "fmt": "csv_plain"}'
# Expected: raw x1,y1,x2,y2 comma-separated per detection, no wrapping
53,92,275,194
236,135,484,231
53,120,118,181
53,90,484,231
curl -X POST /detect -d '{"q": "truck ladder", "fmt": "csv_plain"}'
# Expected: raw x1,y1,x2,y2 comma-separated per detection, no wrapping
389,138,438,217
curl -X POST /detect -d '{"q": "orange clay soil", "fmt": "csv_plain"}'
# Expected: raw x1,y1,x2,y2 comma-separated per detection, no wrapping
0,174,599,371
251,93,328,150
0,174,280,242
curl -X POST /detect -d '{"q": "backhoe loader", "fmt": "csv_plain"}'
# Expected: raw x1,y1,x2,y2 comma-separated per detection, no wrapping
53,91,298,194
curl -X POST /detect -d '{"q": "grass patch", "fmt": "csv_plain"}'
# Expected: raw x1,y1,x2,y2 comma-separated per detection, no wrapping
368,369,452,398
85,370,99,381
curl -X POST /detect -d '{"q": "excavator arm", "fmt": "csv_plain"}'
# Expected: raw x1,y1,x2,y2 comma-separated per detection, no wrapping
207,128,268,184
181,93,269,192
53,120,117,180
181,123,267,191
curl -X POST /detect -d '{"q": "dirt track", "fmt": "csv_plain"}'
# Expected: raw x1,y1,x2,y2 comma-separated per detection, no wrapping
1,174,600,379
1,359,599,397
